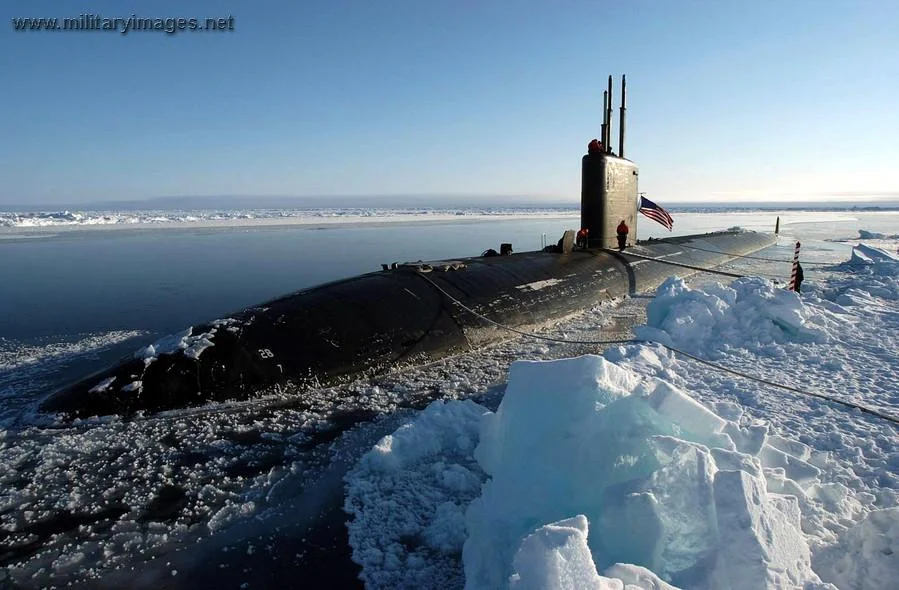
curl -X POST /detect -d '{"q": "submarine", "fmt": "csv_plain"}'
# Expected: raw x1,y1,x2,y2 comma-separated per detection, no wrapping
41,76,776,419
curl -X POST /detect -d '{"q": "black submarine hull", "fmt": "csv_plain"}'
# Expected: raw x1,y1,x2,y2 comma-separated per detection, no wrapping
41,230,776,418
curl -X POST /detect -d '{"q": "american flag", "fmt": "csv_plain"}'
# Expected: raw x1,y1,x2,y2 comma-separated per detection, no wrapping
639,195,674,231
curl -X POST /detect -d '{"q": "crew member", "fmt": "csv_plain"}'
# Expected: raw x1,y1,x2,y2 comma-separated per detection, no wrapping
616,220,629,251
794,262,804,293
587,139,603,154
576,228,589,249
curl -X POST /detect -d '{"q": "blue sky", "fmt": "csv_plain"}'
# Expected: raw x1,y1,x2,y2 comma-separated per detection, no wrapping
2,0,897,206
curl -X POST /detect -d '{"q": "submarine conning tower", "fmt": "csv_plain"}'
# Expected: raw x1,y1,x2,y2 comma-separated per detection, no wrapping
581,74,639,249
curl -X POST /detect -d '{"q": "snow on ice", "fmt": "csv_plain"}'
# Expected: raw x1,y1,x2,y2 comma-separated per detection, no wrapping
348,355,835,589
0,207,580,230
634,275,831,359
130,319,240,366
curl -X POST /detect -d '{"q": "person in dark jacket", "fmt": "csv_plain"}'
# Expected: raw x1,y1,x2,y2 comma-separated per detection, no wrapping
616,220,629,251
794,262,804,293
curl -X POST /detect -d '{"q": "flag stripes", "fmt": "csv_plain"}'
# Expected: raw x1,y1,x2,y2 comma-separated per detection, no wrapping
639,196,674,231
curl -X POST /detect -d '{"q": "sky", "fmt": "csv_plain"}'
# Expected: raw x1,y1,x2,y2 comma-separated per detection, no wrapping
2,0,898,206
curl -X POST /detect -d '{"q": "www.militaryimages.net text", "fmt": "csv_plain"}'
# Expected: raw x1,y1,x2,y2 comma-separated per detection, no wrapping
11,14,235,35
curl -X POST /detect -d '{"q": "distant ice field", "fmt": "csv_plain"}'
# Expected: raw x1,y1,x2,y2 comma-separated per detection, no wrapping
1,204,896,245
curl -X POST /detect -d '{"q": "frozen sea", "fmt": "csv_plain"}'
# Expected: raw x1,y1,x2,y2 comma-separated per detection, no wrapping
0,202,898,589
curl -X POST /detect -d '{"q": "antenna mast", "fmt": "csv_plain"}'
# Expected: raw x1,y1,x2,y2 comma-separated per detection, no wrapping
601,90,608,152
618,74,627,158
606,75,613,153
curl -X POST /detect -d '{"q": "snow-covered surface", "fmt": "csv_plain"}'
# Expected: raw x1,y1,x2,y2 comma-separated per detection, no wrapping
844,243,899,266
634,275,828,358
461,354,828,589
134,326,217,364
0,213,897,589
346,352,848,589
0,207,578,230
128,319,240,380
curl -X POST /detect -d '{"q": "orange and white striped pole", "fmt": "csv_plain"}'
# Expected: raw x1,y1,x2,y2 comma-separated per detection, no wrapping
788,241,801,291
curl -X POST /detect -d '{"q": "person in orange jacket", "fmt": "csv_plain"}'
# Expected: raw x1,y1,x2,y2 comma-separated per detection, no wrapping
616,220,629,251
576,227,589,249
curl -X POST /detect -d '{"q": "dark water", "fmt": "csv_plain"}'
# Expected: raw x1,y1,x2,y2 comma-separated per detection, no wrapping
0,218,574,342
